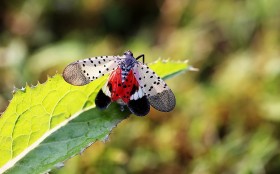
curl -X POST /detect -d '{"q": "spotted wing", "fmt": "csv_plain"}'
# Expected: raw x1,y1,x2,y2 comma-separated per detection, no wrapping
132,63,176,112
63,55,124,86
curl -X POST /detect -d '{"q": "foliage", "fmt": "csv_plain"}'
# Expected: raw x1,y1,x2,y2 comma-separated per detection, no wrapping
0,0,280,173
0,60,189,173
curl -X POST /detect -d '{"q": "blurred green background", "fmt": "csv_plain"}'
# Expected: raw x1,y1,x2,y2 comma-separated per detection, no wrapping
1,0,280,173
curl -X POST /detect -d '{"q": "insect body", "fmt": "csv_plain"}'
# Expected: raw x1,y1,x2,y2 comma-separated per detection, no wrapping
63,50,175,116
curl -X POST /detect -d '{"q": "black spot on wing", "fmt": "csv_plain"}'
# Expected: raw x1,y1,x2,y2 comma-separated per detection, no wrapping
130,85,138,95
108,82,113,92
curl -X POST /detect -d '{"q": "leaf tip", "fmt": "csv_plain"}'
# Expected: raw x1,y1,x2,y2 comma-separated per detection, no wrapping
188,66,199,72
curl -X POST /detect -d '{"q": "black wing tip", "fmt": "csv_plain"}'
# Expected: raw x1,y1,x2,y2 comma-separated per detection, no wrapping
128,96,150,116
95,89,111,109
63,62,90,86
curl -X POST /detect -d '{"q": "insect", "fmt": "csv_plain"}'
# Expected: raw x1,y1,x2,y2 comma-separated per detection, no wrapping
63,50,175,116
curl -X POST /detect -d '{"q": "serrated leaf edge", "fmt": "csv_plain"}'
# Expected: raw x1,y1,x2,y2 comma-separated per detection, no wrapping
0,106,94,173
45,116,122,174
0,59,195,173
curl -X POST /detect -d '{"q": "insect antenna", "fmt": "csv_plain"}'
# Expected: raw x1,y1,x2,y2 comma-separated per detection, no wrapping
136,54,145,63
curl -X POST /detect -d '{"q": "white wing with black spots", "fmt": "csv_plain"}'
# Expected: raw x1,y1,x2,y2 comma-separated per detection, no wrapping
63,55,124,86
132,63,176,112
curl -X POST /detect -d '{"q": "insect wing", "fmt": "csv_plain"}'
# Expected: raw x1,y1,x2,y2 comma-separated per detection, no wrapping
63,55,124,86
95,88,111,109
127,96,150,116
132,63,176,112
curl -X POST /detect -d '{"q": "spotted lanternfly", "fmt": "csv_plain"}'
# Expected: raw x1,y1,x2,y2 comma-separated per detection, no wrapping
63,50,176,116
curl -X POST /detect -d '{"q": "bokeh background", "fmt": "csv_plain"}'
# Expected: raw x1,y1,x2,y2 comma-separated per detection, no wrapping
1,0,280,173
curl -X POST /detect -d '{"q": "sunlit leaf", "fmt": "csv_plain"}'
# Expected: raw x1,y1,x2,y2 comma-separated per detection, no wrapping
0,60,192,174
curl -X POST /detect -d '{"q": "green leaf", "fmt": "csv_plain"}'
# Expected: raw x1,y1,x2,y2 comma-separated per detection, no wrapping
0,60,193,174
5,104,130,174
